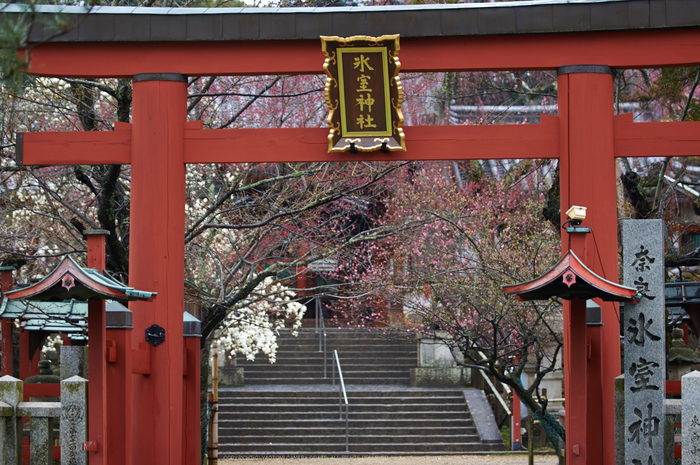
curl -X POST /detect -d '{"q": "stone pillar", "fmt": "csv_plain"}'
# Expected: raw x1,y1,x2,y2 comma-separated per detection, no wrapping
105,301,133,465
60,376,88,465
622,220,665,465
0,375,22,465
60,345,86,381
682,371,700,463
410,336,469,387
613,375,624,465
18,402,61,465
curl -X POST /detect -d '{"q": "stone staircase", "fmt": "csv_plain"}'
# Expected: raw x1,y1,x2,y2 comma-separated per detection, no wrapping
237,328,417,385
217,328,504,456
218,388,504,455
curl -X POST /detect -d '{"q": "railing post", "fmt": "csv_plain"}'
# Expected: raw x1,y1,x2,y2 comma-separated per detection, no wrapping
0,375,23,465
331,355,335,387
18,402,61,465
105,301,133,465
60,376,88,465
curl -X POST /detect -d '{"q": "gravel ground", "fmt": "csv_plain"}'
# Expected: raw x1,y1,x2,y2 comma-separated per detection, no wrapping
219,454,559,465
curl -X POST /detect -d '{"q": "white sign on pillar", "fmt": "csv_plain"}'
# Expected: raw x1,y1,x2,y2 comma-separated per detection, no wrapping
622,219,666,465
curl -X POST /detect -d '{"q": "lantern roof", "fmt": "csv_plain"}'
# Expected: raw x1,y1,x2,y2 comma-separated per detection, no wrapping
1,256,156,303
502,250,639,302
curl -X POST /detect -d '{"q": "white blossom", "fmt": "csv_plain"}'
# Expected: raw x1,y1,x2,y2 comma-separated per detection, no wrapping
216,276,305,363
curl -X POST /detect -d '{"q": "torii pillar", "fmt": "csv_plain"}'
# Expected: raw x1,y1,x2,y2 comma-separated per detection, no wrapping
558,66,619,465
128,73,187,465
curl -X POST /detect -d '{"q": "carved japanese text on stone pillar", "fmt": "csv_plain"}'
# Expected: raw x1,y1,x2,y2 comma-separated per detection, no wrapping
623,220,665,465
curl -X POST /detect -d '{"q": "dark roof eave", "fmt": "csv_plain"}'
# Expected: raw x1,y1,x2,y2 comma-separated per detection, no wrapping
3,1,699,44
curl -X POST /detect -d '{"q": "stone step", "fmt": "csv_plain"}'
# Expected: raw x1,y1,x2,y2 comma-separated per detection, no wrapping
242,370,411,378
238,355,417,364
218,418,474,429
219,389,465,398
243,377,410,385
242,378,338,385
220,396,342,405
269,349,416,356
219,410,470,421
220,426,478,437
240,363,416,371
220,395,466,405
216,328,503,456
225,434,481,445
220,402,468,413
219,442,495,454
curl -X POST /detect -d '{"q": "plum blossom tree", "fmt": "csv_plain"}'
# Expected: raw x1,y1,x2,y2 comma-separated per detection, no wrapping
0,69,412,363
329,161,563,417
0,69,410,463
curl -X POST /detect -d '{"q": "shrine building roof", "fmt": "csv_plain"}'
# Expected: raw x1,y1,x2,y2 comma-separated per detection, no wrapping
0,0,698,44
502,250,640,302
0,299,87,333
0,255,156,303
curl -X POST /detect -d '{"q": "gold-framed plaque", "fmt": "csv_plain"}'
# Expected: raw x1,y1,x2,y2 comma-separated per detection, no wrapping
321,35,405,153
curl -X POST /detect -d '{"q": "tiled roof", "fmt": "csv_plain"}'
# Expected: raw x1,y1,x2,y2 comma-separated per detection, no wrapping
1,0,698,43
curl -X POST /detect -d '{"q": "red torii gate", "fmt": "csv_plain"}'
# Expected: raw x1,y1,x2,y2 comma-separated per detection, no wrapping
11,3,700,465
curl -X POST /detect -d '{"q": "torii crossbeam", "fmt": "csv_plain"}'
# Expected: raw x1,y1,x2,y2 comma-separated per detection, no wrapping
9,2,700,465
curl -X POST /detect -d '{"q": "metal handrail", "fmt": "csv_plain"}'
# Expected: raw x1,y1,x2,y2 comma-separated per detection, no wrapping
315,296,328,378
476,351,511,416
332,349,349,452
476,366,512,416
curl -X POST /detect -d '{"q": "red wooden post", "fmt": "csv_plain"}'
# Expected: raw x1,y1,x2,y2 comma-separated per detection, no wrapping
183,314,201,465
105,302,133,465
586,321,603,463
1,267,13,376
129,73,187,465
566,231,590,465
19,328,28,380
86,230,109,465
19,329,40,379
512,390,522,450
559,67,619,465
